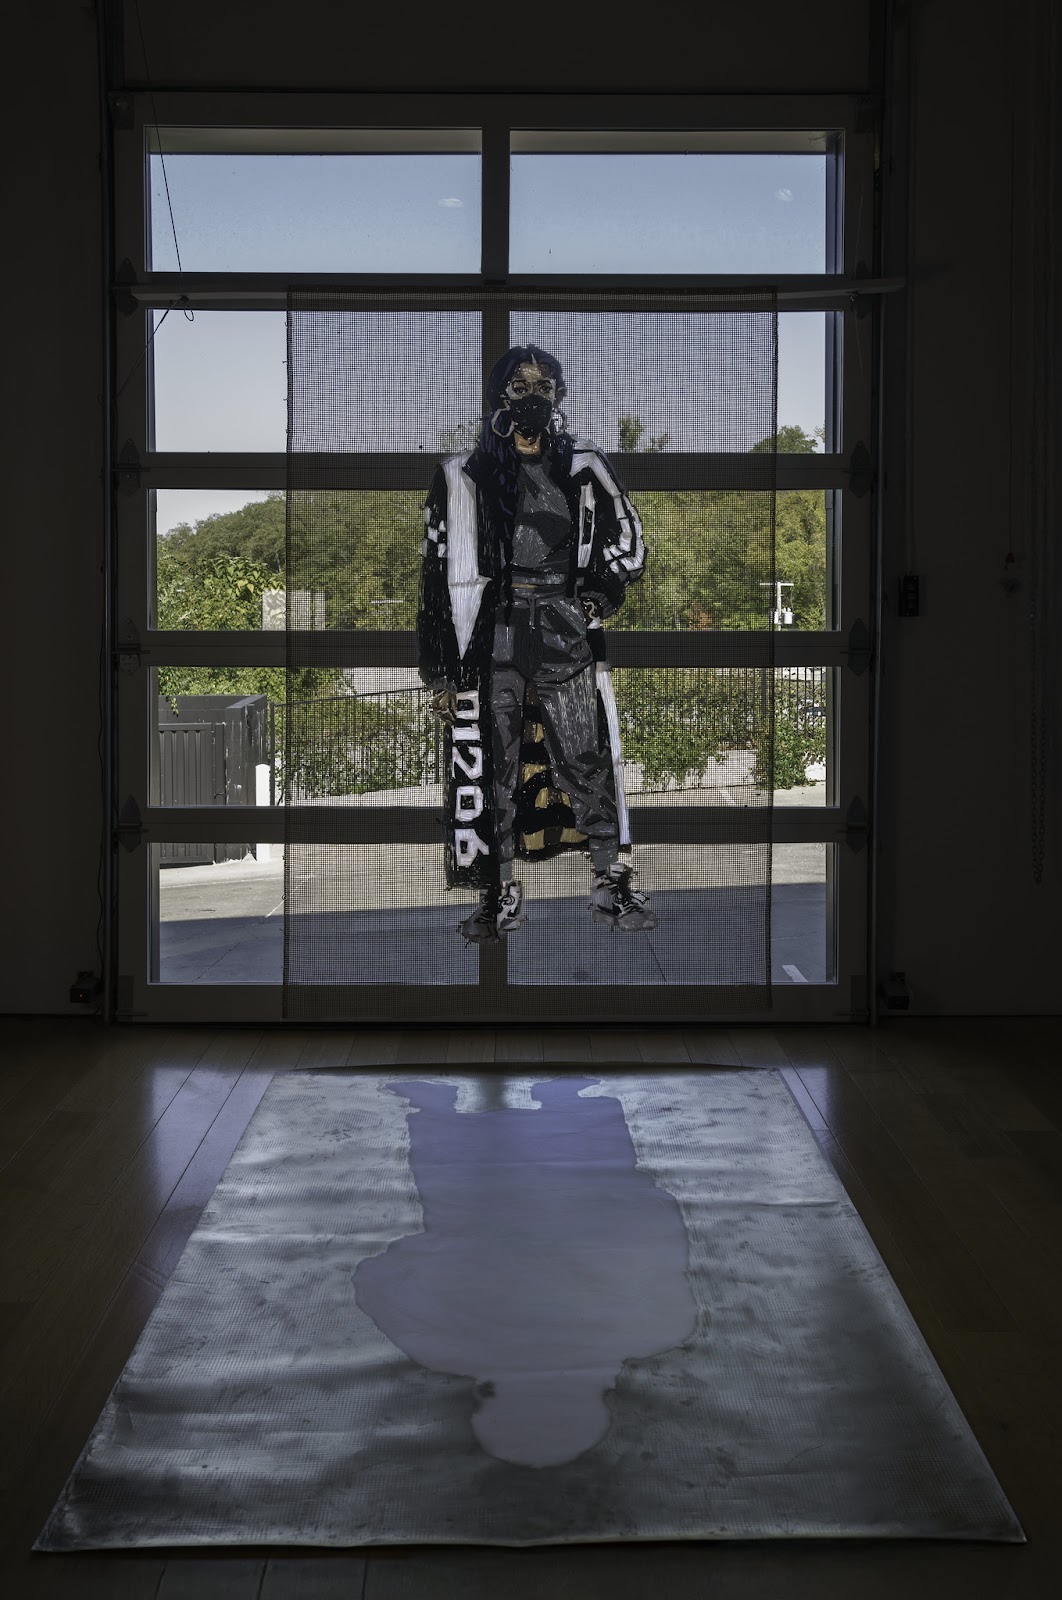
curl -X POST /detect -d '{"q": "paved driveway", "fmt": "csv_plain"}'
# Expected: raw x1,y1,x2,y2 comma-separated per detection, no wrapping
158,808,828,988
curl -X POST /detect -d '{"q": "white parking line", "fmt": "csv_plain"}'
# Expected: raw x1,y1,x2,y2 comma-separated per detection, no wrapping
782,963,808,983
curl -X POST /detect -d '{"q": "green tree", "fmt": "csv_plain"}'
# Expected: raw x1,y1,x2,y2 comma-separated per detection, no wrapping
751,423,823,456
752,686,828,791
155,544,342,704
616,668,736,789
609,417,828,788
154,420,828,794
290,490,423,630
604,419,827,632
617,414,670,453
161,494,287,575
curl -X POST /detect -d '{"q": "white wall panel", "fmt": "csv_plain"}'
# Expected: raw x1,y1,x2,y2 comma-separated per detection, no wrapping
874,0,1059,1012
3,6,104,1013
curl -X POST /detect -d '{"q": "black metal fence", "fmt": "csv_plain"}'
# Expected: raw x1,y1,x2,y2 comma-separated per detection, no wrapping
279,688,441,802
272,668,828,801
158,693,269,863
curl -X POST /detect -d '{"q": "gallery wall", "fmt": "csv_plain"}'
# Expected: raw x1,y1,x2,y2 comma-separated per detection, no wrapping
874,0,1059,1012
4,0,1057,1014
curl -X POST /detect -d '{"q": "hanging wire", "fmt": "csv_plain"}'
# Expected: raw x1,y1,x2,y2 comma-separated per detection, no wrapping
115,299,196,396
116,305,169,397
115,1,193,397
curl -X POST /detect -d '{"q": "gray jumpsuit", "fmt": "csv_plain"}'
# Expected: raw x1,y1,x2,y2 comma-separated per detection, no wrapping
491,459,619,875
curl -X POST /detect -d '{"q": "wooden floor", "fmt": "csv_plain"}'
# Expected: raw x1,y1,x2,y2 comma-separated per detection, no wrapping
0,1017,1059,1599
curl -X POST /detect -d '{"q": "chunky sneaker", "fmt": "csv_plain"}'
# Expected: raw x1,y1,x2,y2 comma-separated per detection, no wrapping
590,863,659,932
457,880,525,944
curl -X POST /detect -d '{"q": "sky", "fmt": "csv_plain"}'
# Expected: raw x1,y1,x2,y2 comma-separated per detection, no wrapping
149,151,829,534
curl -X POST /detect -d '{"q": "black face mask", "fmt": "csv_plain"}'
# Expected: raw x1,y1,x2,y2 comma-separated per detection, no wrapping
507,393,554,438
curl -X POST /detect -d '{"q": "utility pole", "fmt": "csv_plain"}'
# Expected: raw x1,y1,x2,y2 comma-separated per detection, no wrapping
757,582,795,729
759,580,795,626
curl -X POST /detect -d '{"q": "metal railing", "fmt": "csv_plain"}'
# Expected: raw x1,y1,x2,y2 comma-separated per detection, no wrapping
268,667,829,801
277,687,440,801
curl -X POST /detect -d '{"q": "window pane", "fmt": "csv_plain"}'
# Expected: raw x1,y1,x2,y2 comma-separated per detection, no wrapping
152,486,835,637
153,843,480,986
613,667,831,797
285,490,430,630
153,667,433,813
155,843,282,982
507,310,822,454
602,490,834,633
773,843,831,984
152,840,830,988
153,490,287,633
155,842,482,987
505,842,831,987
148,145,481,272
287,311,483,454
778,314,827,447
152,666,829,810
151,312,286,452
155,489,277,539
151,310,483,454
150,310,823,457
155,691,273,807
151,489,433,637
511,153,827,274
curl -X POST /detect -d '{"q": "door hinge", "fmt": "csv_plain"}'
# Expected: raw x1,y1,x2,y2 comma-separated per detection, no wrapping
848,440,874,496
844,795,869,852
116,621,142,673
115,975,148,1019
115,258,138,316
116,438,141,492
115,796,144,852
109,95,134,130
846,616,871,674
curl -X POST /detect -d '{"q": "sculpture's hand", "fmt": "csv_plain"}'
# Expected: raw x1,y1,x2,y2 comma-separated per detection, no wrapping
431,685,460,726
580,594,603,624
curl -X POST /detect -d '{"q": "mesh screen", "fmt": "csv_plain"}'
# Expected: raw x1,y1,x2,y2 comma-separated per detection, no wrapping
284,291,776,1022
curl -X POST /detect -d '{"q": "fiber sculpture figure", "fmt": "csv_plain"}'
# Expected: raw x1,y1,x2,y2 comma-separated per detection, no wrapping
417,344,658,943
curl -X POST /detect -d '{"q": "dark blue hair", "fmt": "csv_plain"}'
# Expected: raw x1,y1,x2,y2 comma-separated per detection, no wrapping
475,343,569,473
483,344,567,413
466,345,571,623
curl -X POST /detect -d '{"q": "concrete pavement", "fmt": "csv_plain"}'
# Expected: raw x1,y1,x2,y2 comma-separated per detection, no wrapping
158,783,830,986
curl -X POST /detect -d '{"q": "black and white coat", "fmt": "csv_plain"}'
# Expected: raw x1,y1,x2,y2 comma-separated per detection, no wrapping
417,433,646,889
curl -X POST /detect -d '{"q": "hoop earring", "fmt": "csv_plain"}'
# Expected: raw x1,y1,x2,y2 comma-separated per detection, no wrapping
491,407,515,439
549,407,568,437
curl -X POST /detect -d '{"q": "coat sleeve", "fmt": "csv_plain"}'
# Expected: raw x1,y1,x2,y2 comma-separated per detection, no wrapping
580,445,646,618
417,465,451,688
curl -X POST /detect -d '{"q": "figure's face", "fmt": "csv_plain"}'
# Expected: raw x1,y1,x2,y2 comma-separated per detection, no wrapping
504,361,559,406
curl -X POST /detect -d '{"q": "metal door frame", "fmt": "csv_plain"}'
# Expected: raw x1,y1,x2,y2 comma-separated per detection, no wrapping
105,88,883,1023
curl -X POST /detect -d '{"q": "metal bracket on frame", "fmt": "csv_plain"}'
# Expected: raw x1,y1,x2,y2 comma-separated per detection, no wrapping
848,440,873,495
116,439,141,492
843,795,869,853
115,258,138,317
116,620,142,673
846,617,871,674
115,796,145,853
